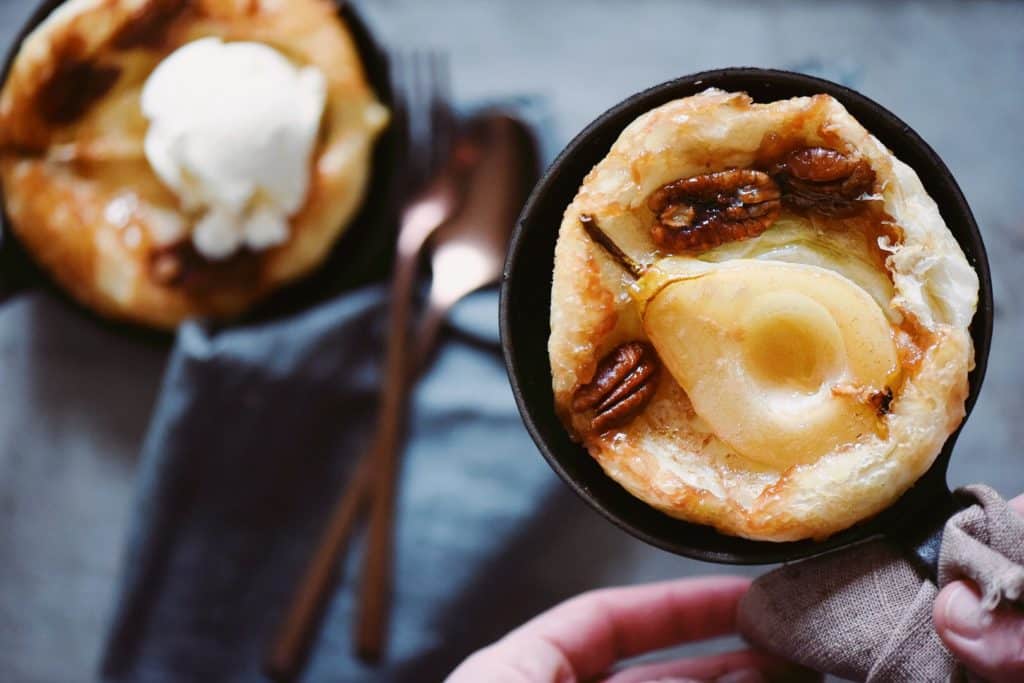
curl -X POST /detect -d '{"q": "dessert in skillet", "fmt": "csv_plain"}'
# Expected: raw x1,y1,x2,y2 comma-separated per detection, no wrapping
0,0,388,328
549,89,978,541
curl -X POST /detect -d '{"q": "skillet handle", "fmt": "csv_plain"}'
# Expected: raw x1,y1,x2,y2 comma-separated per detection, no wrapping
0,262,25,305
891,486,969,582
0,232,28,305
0,271,21,305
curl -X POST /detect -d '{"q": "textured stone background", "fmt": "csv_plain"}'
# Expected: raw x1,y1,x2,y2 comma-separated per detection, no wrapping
0,1,1021,681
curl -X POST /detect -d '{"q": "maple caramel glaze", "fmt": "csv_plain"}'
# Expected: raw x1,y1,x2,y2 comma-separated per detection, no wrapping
752,131,892,261
32,0,194,127
803,200,923,374
894,313,935,375
752,129,813,169
111,0,189,50
858,205,934,383
34,36,120,124
148,240,262,292
69,150,274,291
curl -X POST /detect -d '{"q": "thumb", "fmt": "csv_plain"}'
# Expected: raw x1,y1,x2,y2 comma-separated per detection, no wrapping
933,581,1024,683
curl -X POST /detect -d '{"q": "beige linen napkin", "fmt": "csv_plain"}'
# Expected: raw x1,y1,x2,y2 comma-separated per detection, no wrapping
738,485,1024,682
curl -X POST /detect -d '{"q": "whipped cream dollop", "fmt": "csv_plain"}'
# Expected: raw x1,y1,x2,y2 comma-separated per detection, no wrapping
141,37,327,260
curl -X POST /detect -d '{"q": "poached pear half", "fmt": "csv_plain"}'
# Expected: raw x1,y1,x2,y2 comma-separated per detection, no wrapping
634,256,899,469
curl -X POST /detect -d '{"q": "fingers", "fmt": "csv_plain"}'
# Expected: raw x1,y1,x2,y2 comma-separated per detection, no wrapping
603,648,821,683
445,638,575,683
929,492,1024,682
506,575,752,680
926,491,1024,682
447,576,752,682
934,582,1024,683
1010,493,1024,515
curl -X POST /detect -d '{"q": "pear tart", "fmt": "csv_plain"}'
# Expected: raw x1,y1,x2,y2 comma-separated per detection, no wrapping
0,0,387,328
550,89,979,542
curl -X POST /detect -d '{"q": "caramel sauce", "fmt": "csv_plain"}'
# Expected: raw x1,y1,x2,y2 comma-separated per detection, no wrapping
111,0,188,50
894,314,934,374
148,240,262,292
33,0,194,127
35,37,120,125
748,114,896,267
752,130,808,169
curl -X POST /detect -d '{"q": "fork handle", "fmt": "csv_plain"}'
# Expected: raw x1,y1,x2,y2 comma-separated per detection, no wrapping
263,455,375,681
354,249,421,661
264,289,440,678
411,289,457,377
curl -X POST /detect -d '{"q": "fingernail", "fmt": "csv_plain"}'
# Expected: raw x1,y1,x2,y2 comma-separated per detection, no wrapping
715,670,765,683
943,584,992,640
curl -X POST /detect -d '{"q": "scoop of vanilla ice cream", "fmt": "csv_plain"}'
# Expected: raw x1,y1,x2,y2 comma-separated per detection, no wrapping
141,37,327,260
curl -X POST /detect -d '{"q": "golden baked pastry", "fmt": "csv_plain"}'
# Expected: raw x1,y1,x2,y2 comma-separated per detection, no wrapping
549,89,978,541
0,0,388,328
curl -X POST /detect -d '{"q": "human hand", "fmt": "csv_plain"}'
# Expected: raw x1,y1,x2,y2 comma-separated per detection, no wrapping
446,575,818,682
933,493,1024,683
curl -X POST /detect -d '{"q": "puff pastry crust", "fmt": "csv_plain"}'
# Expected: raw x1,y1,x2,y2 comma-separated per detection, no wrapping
549,90,978,541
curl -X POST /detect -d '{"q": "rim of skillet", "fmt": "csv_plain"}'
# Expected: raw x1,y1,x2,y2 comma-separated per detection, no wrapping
0,0,397,344
500,67,994,564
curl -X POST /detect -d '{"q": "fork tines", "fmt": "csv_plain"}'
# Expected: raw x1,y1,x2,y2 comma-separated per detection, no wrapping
391,50,454,193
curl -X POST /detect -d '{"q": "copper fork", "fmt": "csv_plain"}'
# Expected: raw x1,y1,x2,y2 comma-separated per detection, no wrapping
412,114,537,369
264,50,469,681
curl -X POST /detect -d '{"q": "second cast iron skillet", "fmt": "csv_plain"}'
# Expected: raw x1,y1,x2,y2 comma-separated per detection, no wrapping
501,68,994,574
0,0,397,342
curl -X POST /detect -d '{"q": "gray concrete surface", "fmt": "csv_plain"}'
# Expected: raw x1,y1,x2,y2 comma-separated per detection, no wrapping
1,0,1022,681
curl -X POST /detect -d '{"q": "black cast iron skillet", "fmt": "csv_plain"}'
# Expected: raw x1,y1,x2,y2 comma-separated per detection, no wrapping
0,0,397,343
501,68,994,574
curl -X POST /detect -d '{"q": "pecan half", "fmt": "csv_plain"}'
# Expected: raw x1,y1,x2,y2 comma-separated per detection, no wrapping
647,169,781,253
775,147,876,215
572,342,660,433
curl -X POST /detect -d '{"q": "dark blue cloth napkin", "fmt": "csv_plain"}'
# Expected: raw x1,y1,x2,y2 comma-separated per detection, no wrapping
98,284,570,682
